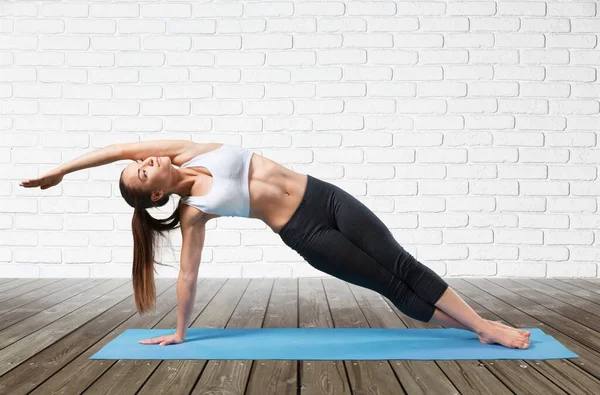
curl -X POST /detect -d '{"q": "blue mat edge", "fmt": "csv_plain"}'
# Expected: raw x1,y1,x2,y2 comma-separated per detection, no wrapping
89,327,579,360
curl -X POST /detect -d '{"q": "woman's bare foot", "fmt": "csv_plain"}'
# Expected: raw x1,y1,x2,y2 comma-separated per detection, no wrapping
477,321,530,349
477,333,495,344
488,320,531,338
479,320,530,345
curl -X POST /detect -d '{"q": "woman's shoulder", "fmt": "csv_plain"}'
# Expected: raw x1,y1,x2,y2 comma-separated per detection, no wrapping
174,142,225,167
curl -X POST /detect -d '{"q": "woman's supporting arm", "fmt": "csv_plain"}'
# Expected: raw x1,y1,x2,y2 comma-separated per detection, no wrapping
58,144,122,175
175,218,206,339
176,275,198,340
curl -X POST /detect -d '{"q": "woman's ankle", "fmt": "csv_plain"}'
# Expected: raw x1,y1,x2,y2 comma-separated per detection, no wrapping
429,308,471,331
473,319,492,335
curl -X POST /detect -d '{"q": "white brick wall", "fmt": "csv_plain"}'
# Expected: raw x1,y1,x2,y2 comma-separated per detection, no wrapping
1,0,599,279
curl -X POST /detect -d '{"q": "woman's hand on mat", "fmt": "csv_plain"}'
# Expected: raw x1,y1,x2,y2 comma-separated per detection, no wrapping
19,168,64,190
139,333,184,346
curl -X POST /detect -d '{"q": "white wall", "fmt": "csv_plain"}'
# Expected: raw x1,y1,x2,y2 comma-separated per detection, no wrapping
1,0,599,279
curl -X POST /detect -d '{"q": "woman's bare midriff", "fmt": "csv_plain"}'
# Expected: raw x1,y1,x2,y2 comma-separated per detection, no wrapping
247,154,308,234
198,147,308,234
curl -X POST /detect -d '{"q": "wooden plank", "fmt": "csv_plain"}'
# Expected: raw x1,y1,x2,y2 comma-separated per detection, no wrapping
0,279,41,294
460,278,600,394
0,279,131,377
321,278,408,394
0,279,18,286
0,278,177,395
0,279,127,350
5,276,600,394
245,278,298,395
449,279,572,395
390,282,564,391
0,278,104,331
348,282,511,395
455,278,600,380
296,278,352,395
133,278,249,394
0,278,92,316
0,279,63,303
78,278,249,394
386,286,560,391
541,279,600,302
515,279,600,329
582,279,600,285
503,278,600,332
484,278,600,354
134,278,249,394
561,279,600,295
187,278,274,395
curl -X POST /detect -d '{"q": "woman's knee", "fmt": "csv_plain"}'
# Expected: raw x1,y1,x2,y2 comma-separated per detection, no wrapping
385,284,437,323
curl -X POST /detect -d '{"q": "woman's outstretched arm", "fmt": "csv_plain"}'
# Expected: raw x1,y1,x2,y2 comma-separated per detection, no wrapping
20,144,121,189
20,139,192,189
58,144,122,175
53,139,191,175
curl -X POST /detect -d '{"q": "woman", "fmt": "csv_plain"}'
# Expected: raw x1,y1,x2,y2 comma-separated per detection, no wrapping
20,140,530,349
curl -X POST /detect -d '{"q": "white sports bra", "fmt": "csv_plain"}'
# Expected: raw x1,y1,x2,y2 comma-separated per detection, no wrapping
180,144,254,217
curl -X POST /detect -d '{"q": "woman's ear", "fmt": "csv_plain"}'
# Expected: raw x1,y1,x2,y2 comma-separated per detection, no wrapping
151,190,163,202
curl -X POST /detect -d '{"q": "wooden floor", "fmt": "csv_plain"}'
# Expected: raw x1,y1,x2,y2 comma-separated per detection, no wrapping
0,277,599,395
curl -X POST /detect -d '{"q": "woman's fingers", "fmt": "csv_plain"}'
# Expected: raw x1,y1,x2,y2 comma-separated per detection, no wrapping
20,174,62,189
139,334,182,346
139,336,163,344
20,179,37,187
20,178,45,187
158,336,173,346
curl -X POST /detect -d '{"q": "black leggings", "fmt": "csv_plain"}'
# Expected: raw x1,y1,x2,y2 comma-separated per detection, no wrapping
278,174,449,323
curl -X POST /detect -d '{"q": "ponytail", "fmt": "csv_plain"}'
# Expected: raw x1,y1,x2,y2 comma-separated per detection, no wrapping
120,172,182,314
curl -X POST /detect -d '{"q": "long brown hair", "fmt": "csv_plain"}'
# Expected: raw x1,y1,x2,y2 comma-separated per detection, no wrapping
119,170,182,314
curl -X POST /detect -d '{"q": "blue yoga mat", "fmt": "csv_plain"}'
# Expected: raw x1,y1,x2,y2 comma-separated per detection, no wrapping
90,327,578,360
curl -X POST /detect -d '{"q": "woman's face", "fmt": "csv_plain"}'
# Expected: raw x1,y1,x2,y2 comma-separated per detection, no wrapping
123,156,172,199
